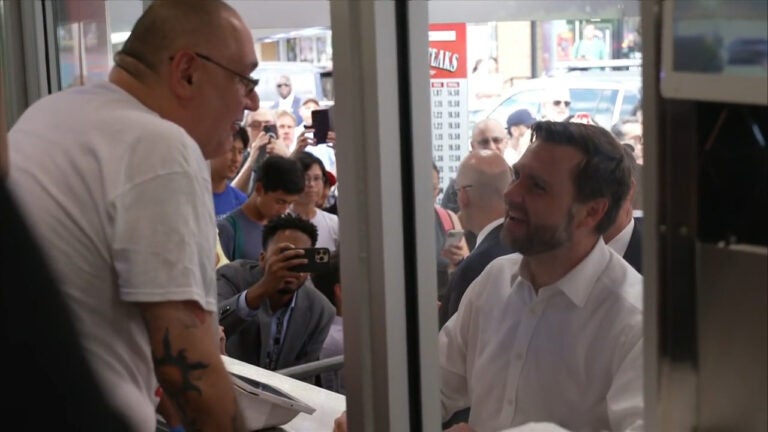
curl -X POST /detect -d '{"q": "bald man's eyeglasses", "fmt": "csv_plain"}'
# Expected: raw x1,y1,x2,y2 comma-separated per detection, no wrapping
552,100,571,107
193,52,259,95
474,136,506,146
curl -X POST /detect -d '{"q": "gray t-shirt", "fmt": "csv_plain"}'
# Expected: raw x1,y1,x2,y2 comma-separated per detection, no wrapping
217,208,264,261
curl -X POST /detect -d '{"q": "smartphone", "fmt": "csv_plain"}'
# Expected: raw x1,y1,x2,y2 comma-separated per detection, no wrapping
311,109,333,144
290,247,331,273
444,229,464,247
262,124,277,138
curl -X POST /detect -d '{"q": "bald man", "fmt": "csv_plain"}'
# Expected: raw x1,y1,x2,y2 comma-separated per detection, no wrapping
7,1,257,430
441,119,509,219
439,150,515,327
470,118,509,155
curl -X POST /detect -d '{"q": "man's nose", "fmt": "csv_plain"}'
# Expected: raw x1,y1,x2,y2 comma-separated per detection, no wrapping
504,180,522,204
244,91,259,112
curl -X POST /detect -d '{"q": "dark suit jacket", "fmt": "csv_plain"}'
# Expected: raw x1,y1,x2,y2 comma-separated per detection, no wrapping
217,260,335,371
271,96,303,126
623,217,643,274
440,223,515,327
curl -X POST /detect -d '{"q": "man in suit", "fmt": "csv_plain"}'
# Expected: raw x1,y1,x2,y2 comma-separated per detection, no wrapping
440,150,514,327
604,144,642,274
217,214,335,371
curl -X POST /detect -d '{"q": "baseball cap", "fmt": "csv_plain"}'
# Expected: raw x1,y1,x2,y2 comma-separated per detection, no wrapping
324,170,337,187
506,109,536,128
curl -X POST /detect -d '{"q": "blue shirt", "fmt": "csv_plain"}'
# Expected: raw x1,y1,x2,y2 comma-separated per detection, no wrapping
236,290,298,369
213,184,247,219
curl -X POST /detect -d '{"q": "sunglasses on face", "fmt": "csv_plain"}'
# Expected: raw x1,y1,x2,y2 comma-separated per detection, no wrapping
475,136,506,146
552,100,571,107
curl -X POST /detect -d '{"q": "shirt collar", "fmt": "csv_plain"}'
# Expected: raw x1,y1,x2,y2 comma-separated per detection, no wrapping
606,217,635,257
475,218,505,246
532,237,611,308
265,284,300,314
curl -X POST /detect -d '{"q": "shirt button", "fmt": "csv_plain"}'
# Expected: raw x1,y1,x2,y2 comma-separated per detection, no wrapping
528,307,537,316
515,352,524,362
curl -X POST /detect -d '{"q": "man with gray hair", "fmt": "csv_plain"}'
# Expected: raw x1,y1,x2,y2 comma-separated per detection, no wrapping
539,85,572,122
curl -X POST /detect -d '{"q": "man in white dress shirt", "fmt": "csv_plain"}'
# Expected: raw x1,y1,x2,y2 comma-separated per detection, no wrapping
440,121,643,432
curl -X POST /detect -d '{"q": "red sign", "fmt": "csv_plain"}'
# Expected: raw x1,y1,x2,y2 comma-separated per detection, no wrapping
428,23,467,79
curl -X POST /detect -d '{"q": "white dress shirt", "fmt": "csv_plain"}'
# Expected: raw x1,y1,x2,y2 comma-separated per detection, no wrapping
439,238,643,432
475,218,505,247
606,217,635,257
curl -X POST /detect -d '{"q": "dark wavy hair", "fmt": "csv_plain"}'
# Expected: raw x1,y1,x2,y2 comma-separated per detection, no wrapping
262,213,319,251
256,155,305,195
529,121,632,234
233,125,249,150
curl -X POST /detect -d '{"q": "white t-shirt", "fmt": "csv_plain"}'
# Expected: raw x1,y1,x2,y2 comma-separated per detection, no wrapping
9,82,218,432
311,208,339,251
440,239,643,431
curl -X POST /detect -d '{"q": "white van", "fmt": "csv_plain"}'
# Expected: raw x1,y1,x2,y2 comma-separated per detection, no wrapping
251,61,333,108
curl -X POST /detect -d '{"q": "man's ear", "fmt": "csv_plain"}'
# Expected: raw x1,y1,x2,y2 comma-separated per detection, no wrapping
576,198,609,231
333,283,342,298
458,187,470,208
254,182,265,197
627,178,636,206
259,250,266,266
169,51,197,98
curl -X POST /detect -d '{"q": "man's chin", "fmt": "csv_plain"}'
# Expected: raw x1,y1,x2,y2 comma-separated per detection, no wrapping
277,285,299,296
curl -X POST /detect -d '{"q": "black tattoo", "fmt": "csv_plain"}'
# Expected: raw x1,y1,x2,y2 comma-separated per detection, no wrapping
154,328,210,432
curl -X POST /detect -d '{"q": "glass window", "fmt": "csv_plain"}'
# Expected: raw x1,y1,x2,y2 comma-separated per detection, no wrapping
252,66,326,107
486,89,544,125
53,0,144,89
620,88,641,119
570,88,619,126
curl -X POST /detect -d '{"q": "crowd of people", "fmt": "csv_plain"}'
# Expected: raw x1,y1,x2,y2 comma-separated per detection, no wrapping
2,1,646,431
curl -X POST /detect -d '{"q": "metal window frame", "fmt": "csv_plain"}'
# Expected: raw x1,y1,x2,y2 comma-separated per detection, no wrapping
330,1,440,430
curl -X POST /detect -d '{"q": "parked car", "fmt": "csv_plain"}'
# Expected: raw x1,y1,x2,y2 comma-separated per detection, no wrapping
477,70,642,130
726,37,768,66
251,61,334,108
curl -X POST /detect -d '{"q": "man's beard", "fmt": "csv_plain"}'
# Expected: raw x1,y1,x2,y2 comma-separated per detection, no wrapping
502,206,574,256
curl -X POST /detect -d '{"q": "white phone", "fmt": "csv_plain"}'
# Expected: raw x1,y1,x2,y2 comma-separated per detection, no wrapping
444,229,464,247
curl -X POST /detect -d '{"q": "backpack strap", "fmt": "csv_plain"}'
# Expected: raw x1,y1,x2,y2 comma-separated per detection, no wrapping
225,214,243,260
434,205,454,232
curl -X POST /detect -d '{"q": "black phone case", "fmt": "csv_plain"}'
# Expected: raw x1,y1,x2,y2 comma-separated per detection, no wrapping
311,109,331,144
291,247,331,273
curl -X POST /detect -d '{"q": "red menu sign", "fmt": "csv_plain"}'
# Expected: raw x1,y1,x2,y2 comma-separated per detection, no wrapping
429,23,468,195
429,23,467,79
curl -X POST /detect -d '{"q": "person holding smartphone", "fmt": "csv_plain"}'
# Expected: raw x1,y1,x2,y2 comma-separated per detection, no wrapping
217,214,334,372
233,108,279,195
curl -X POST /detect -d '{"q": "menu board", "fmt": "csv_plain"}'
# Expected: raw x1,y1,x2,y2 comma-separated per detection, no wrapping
429,23,469,195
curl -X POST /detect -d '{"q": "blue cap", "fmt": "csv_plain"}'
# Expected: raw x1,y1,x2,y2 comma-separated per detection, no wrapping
506,109,536,128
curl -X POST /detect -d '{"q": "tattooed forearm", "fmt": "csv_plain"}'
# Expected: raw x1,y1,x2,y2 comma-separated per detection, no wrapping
154,328,210,431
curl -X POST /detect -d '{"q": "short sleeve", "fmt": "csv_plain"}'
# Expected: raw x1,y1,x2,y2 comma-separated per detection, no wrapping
112,168,217,311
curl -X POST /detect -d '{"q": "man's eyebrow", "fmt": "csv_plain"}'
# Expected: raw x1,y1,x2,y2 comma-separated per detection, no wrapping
514,164,550,187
